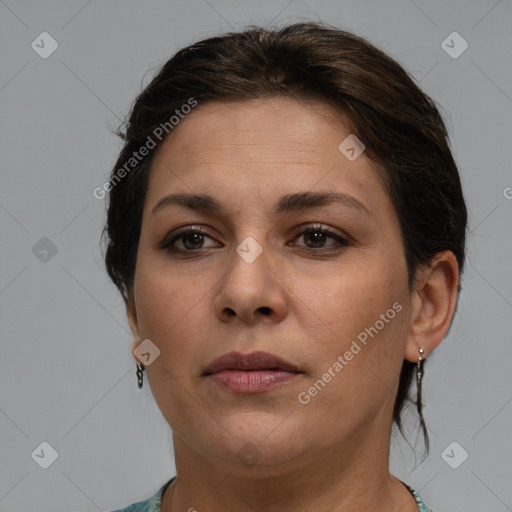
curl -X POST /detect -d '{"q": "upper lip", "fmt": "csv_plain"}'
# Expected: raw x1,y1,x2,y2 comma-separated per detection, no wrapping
203,351,301,375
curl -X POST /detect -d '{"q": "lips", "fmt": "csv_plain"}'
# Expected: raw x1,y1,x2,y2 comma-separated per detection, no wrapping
203,351,301,375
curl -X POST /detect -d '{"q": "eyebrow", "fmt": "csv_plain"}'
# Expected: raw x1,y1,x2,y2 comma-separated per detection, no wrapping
151,191,371,216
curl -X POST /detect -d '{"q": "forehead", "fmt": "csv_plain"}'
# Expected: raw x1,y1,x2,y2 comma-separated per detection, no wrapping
144,97,392,219
151,97,358,169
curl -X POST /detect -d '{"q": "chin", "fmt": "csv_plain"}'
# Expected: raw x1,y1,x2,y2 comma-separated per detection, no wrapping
208,416,305,466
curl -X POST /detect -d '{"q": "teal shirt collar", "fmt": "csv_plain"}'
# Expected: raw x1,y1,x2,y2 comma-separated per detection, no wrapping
112,477,433,511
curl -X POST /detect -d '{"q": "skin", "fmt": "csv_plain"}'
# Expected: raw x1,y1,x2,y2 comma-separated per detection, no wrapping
126,97,459,511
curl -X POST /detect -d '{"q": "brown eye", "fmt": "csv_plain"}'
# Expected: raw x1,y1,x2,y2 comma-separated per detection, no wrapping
294,225,349,250
302,229,330,248
179,231,206,250
161,227,219,253
161,224,350,257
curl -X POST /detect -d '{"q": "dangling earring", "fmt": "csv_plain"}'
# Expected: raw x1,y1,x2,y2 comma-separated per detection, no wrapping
416,347,425,407
136,362,145,389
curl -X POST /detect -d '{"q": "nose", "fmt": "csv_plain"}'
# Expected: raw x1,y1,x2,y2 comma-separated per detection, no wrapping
214,239,288,325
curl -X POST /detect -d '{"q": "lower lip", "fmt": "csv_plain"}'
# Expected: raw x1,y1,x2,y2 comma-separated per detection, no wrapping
207,370,302,393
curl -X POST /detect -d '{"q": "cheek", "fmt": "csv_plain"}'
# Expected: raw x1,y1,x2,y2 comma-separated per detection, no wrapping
133,266,212,429
294,259,409,397
133,264,210,363
297,306,409,436
295,258,406,344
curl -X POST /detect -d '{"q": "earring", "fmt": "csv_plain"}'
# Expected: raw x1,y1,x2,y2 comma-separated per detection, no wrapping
136,362,145,389
416,347,425,404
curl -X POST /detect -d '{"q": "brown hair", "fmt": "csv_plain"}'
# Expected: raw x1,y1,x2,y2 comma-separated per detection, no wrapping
101,22,467,455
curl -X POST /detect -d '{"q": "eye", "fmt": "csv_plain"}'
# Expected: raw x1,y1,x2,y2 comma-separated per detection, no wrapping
160,224,350,256
292,224,350,251
161,226,219,253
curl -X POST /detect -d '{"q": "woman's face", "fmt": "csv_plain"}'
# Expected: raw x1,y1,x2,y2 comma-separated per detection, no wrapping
127,97,414,472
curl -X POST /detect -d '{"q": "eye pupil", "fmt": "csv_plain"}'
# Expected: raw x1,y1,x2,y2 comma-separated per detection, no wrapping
183,233,204,250
304,230,326,248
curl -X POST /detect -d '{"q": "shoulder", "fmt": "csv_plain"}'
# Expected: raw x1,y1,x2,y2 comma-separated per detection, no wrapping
109,477,175,512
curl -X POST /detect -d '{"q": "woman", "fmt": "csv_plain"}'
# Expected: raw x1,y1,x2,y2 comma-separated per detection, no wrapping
103,22,467,512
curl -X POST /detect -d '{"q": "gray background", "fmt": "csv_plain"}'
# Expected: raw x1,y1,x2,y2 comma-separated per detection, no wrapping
1,0,511,511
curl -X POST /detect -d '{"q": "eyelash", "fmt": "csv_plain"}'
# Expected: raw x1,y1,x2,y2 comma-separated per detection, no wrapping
160,224,350,256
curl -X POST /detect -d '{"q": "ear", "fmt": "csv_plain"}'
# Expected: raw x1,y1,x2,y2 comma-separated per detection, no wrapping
404,251,460,363
126,299,142,364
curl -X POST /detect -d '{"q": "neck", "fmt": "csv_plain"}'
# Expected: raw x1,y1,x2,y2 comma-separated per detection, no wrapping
161,423,419,512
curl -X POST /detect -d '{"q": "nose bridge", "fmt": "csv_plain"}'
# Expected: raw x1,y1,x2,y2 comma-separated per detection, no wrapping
215,230,287,324
228,199,274,264
227,232,270,296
